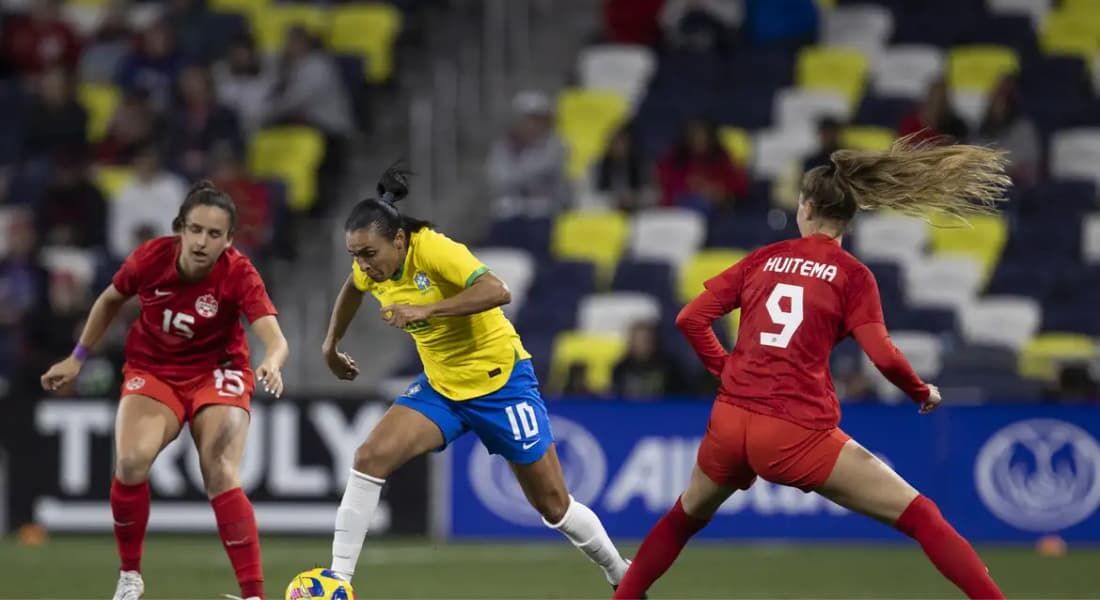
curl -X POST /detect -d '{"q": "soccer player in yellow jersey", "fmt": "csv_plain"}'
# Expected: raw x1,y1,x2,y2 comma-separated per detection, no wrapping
322,167,631,591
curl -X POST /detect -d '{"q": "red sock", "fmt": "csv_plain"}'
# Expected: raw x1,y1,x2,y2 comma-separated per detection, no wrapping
896,495,1004,599
614,497,709,599
111,478,150,573
211,488,264,599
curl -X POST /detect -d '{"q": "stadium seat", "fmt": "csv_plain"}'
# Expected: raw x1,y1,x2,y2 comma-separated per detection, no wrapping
871,45,945,99
577,292,662,337
950,90,990,130
853,95,913,128
821,4,894,55
1050,128,1100,188
550,331,626,393
775,88,851,131
947,45,1020,94
329,3,403,83
483,217,552,257
1039,12,1100,61
248,126,325,212
551,210,629,285
796,47,869,106
928,214,1008,279
210,0,268,21
853,214,929,266
474,247,535,318
577,44,656,107
719,127,753,165
556,89,630,180
1084,214,1100,264
905,255,984,309
1018,333,1098,380
78,83,119,142
942,342,1019,372
987,0,1051,27
39,246,97,285
93,165,134,200
629,208,706,268
678,249,747,304
752,127,817,179
841,126,895,151
864,331,942,401
1062,0,1100,14
253,4,329,53
959,296,1042,350
613,259,676,305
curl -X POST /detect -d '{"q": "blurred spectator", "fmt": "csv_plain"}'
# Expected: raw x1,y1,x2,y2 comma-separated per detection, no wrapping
35,152,108,249
972,75,1039,189
1045,364,1100,404
109,145,186,259
97,88,159,164
0,209,46,331
561,362,594,396
210,142,273,259
80,0,135,83
24,65,88,160
165,65,242,179
612,321,689,400
214,36,273,135
803,117,841,172
603,0,664,46
899,78,968,143
266,26,355,138
1,0,82,76
744,0,818,48
595,125,652,212
487,91,571,218
166,0,216,62
660,0,740,52
657,119,748,213
115,20,185,112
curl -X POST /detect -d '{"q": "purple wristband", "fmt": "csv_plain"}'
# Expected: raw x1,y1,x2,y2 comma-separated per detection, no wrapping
72,344,90,362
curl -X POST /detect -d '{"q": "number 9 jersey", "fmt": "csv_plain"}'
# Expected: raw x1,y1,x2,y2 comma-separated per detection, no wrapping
705,233,884,430
111,237,277,418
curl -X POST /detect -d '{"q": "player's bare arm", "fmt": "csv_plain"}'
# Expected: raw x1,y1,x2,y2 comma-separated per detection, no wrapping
251,315,289,398
322,274,364,380
380,272,511,329
40,283,132,391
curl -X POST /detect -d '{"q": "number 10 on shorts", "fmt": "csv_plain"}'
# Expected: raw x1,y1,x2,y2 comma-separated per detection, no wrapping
505,402,539,440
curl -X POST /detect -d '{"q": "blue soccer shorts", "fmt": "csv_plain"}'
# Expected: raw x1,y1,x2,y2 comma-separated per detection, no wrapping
394,359,555,464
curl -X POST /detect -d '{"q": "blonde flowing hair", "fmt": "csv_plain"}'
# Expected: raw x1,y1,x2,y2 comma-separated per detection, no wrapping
801,134,1012,224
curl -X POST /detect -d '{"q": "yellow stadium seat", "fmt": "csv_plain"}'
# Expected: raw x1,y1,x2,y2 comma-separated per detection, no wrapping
93,166,135,200
248,126,325,212
556,89,630,180
551,331,626,393
551,210,629,285
209,0,268,20
1062,0,1100,14
929,214,1007,280
78,83,120,143
1040,13,1100,60
329,4,402,83
678,249,748,304
796,46,869,105
253,4,329,53
719,127,753,165
841,126,895,151
1018,333,1098,381
947,45,1019,94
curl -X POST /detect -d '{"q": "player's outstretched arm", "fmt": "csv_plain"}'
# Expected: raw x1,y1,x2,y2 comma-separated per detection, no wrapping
252,315,289,397
675,289,730,378
322,274,364,380
40,284,131,391
851,323,939,412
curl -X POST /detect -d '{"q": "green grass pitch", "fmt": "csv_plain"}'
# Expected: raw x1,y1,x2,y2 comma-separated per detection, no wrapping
1,535,1095,598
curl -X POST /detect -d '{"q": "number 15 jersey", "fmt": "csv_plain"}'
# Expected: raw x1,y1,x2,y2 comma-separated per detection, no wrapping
112,237,277,381
706,234,884,430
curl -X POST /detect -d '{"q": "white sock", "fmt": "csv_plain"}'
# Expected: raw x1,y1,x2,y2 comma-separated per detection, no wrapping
544,496,629,585
331,469,385,581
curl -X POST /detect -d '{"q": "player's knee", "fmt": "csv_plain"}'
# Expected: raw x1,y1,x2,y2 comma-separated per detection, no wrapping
199,454,240,497
354,440,398,479
531,487,571,523
115,449,156,484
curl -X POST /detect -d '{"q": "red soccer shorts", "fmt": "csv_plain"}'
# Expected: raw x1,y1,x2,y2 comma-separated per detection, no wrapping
697,401,851,491
119,364,254,424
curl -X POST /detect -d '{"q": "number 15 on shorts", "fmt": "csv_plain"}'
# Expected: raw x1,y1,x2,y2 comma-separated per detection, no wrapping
505,402,539,441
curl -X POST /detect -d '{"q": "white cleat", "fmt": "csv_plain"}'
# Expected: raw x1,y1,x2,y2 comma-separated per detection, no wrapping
222,595,261,600
112,570,144,600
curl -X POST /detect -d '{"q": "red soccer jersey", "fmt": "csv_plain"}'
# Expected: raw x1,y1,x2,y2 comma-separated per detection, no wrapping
111,237,277,381
704,234,888,429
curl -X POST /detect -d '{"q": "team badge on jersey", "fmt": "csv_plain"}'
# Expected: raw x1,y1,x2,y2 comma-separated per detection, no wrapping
414,271,431,292
195,294,219,318
125,376,146,391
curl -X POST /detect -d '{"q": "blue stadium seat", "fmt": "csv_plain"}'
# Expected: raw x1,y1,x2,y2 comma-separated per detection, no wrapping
612,260,676,306
712,89,775,130
941,343,1018,372
986,259,1059,300
1042,300,1100,336
865,261,904,304
938,369,1044,402
884,305,957,333
1020,56,1092,100
723,48,795,92
958,15,1038,59
483,217,552,258
0,80,26,166
853,95,912,128
1017,180,1096,219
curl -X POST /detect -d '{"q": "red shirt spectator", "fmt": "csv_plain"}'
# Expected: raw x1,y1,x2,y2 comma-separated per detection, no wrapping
210,144,272,258
1,0,81,75
657,119,749,211
898,77,967,144
604,0,665,45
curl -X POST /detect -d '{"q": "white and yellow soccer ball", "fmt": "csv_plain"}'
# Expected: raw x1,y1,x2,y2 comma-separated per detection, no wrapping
285,568,355,600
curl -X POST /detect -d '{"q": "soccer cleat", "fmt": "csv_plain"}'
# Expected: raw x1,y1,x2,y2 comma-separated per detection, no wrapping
222,595,261,600
112,570,144,600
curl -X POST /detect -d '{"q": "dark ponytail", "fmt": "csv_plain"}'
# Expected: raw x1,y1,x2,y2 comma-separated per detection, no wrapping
173,179,238,234
344,163,432,238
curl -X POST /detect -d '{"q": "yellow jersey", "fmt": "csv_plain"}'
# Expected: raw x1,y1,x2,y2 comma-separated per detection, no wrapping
352,228,531,400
